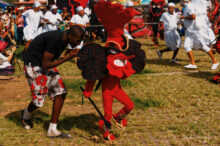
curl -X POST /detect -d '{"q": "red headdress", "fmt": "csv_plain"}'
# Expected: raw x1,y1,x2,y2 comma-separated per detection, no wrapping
94,0,135,50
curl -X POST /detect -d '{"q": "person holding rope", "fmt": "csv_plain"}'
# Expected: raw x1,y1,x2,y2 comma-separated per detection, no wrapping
21,25,85,138
156,2,181,63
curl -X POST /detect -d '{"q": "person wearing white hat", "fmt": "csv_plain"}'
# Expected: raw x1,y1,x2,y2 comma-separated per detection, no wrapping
44,5,63,31
22,1,48,51
69,6,90,49
179,0,219,69
156,2,181,63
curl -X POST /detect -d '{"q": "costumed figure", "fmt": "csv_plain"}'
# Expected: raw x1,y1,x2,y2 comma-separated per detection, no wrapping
77,1,146,143
124,1,151,38
149,0,165,46
211,29,220,84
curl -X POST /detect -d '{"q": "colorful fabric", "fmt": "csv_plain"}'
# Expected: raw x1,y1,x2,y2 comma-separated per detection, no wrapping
24,64,67,107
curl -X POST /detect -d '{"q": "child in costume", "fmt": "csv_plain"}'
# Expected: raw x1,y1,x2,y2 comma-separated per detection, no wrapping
77,1,146,143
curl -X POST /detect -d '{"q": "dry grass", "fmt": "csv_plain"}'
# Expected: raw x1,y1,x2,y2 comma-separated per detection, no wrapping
0,38,220,145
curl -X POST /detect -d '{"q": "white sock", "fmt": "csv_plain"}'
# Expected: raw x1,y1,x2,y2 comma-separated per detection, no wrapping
47,123,61,136
23,108,31,120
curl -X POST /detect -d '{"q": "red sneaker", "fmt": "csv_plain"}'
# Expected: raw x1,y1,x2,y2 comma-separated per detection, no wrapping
99,120,116,144
112,114,127,130
102,131,116,144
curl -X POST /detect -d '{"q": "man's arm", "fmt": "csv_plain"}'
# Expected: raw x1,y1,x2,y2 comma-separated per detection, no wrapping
42,50,78,70
180,14,196,20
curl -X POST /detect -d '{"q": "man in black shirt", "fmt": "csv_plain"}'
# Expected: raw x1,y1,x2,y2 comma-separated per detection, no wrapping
22,25,85,138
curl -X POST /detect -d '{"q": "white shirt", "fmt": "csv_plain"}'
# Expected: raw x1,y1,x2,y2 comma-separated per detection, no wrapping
160,12,179,31
45,12,63,31
0,53,11,69
22,9,44,30
70,14,89,26
183,3,196,33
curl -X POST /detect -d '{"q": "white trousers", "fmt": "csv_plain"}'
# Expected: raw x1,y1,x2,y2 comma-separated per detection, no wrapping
164,30,181,51
184,31,210,53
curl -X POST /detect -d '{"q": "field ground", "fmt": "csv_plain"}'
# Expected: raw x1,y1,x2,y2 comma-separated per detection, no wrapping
0,38,220,145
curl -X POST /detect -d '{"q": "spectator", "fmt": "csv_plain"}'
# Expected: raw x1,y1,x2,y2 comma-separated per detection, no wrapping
22,1,47,51
45,5,63,31
69,6,89,49
0,44,16,75
61,7,71,21
15,10,24,47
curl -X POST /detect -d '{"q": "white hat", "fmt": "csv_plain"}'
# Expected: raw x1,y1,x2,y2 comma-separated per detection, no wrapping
183,0,189,2
125,1,134,8
18,6,25,10
168,2,175,7
76,6,84,13
51,5,58,10
34,1,41,8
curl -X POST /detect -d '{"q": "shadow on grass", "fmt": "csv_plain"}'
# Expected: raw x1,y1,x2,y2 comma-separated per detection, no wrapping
186,71,216,82
5,110,102,142
58,114,100,135
146,59,183,68
5,110,50,128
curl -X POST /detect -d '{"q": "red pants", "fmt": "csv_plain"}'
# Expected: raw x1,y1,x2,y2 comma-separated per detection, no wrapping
84,75,134,122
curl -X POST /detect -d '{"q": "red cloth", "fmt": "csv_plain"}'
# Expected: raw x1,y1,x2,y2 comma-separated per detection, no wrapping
74,0,89,8
151,0,165,6
106,53,135,79
94,1,135,49
0,41,8,52
83,75,134,121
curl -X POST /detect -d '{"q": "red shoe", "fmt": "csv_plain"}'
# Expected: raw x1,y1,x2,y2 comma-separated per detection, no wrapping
99,120,116,144
102,131,116,144
153,44,159,47
112,114,127,130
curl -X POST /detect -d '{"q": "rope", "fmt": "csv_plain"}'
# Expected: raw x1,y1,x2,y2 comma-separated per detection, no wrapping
86,22,158,28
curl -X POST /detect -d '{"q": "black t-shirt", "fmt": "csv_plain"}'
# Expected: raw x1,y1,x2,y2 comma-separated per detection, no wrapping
23,30,67,67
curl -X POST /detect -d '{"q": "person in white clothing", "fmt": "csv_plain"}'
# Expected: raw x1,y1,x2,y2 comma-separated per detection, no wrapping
156,3,181,63
69,6,89,49
22,1,47,51
45,5,63,31
0,46,16,69
180,0,218,70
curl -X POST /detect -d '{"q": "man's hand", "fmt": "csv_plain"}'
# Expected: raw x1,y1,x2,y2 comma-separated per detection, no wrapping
64,49,79,61
180,15,185,19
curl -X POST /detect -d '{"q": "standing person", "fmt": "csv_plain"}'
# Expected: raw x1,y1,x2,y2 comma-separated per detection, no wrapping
15,10,24,47
61,7,71,21
149,0,165,47
180,0,218,69
69,6,90,50
22,1,47,51
21,25,85,138
156,3,181,63
45,5,63,31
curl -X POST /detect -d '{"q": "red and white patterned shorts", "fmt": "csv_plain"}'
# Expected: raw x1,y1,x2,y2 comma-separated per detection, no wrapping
24,63,67,107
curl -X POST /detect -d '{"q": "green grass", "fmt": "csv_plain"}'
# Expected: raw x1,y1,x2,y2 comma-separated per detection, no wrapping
1,38,220,145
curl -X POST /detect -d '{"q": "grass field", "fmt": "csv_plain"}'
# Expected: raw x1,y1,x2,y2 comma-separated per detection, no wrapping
0,38,220,145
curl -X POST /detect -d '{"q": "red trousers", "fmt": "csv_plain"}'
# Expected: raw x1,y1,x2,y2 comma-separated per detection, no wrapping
84,75,134,122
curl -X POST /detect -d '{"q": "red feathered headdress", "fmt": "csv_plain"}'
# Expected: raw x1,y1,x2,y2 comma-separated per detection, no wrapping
94,0,135,50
